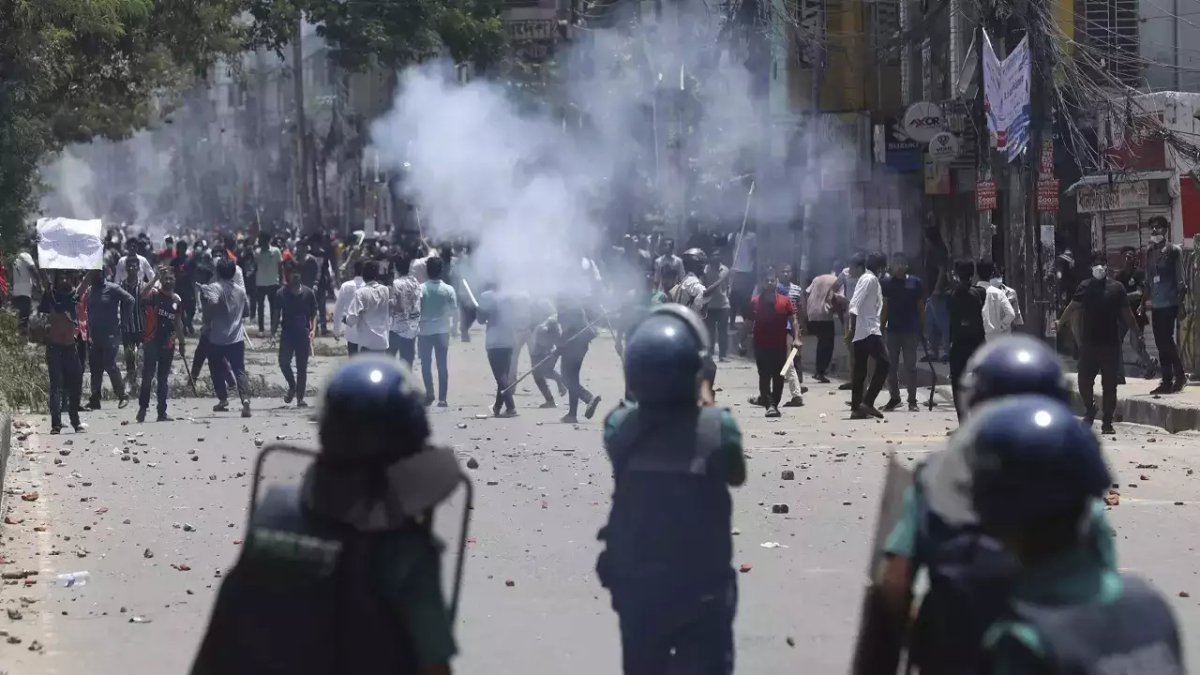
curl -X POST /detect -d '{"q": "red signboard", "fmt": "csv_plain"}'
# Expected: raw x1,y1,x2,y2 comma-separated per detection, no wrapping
976,180,997,211
1040,139,1054,174
1037,178,1060,212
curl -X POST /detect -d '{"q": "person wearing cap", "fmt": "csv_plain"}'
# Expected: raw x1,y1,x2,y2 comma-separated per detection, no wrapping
851,336,1117,675
190,356,464,675
965,396,1183,675
598,304,745,674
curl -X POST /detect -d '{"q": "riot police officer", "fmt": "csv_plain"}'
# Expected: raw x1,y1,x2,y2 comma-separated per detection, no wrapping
191,356,466,675
853,335,1117,675
967,395,1184,674
597,304,746,675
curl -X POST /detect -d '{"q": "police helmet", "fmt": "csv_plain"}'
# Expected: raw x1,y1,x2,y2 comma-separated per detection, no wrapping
959,335,1068,411
680,248,707,275
965,395,1111,530
624,304,711,406
318,356,429,464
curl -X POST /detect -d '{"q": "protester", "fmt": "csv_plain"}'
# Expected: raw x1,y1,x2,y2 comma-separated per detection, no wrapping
947,259,987,418
837,253,867,392
652,237,684,290
332,261,365,356
40,272,87,433
276,267,317,407
198,258,252,418
849,252,889,419
170,240,196,336
555,292,602,423
747,269,801,417
114,240,153,286
1114,245,1155,378
702,253,732,361
11,245,37,331
477,282,520,418
81,270,135,409
344,261,392,355
778,264,806,407
254,234,283,336
119,253,148,399
881,253,923,412
388,256,422,367
805,264,839,383
730,226,757,355
136,267,186,423
419,256,457,407
922,269,950,363
1146,216,1188,393
529,298,567,408
977,258,1016,340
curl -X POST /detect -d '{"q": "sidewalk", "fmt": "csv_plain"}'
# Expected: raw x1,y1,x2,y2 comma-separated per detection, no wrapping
774,325,1200,433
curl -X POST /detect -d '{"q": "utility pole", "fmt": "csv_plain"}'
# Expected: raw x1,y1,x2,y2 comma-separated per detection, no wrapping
292,18,312,233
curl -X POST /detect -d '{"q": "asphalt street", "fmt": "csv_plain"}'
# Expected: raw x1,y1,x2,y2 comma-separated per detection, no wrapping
3,328,1200,674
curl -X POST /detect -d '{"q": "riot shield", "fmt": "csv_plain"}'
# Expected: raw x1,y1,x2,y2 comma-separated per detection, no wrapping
866,452,915,579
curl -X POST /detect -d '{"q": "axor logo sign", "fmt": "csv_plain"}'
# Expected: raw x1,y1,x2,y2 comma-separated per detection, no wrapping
903,102,945,144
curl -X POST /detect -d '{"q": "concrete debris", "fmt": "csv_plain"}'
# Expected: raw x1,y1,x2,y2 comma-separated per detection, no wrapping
781,470,795,480
1105,490,1120,506
738,563,753,573
771,504,789,514
466,458,480,470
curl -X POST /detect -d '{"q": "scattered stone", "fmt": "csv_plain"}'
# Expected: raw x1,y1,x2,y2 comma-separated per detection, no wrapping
1,571,36,580
731,528,741,535
7,635,22,644
7,608,22,620
28,639,43,652
253,438,264,448
1140,475,1151,481
1104,490,1120,506
172,563,191,572
486,481,499,486
781,470,795,480
505,579,516,587
842,501,853,506
738,563,753,573
1180,591,1191,599
182,524,196,533
457,423,468,430
1136,464,1159,469
466,458,480,470
771,504,789,514
786,636,796,647
191,456,199,462
59,450,71,457
20,491,39,502
1175,501,1186,506
1148,437,1157,443
129,615,153,624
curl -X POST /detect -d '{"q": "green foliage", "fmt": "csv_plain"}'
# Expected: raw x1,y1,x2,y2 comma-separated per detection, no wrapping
245,0,508,72
0,0,245,252
0,311,48,412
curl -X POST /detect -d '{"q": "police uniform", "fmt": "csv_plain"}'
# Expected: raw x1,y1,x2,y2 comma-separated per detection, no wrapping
191,356,465,675
598,304,746,675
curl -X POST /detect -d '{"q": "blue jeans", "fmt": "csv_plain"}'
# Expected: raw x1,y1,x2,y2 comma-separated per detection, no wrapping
208,341,248,403
418,333,450,402
925,295,950,356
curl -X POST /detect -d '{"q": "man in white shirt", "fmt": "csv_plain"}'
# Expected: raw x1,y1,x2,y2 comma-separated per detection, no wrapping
10,247,38,331
114,242,154,286
731,229,757,354
332,260,365,355
848,252,891,419
669,249,709,309
344,262,392,354
653,238,685,289
835,252,867,391
976,258,1016,340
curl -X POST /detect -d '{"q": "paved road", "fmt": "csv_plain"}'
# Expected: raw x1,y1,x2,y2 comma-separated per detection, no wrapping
3,329,1200,673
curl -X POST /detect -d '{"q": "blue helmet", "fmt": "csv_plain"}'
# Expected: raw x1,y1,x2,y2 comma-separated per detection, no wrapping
319,356,429,463
964,395,1111,530
624,304,710,406
960,335,1068,411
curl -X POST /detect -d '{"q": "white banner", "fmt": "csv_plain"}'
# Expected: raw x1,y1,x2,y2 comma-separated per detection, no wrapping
1003,36,1031,162
981,32,1032,163
36,217,104,270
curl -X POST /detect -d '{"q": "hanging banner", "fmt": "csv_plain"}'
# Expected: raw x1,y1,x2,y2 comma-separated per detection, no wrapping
976,179,998,210
1004,36,1032,162
981,31,1032,163
982,31,1004,150
1037,178,1060,212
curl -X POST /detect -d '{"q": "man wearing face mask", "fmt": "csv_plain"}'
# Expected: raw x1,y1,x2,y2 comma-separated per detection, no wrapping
1059,251,1143,434
1145,217,1188,393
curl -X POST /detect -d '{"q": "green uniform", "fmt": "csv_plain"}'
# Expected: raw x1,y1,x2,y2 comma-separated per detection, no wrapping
982,544,1121,674
375,531,458,668
603,405,746,487
882,488,1116,572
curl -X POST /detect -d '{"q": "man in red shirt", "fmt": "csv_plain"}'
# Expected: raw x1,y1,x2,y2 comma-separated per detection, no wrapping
748,269,802,417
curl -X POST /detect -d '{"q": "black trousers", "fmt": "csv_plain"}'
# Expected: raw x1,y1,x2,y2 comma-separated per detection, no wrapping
487,347,516,412
1078,342,1121,424
88,338,125,403
851,335,890,409
47,344,82,429
139,341,174,415
755,348,786,407
531,348,564,403
388,333,416,367
255,284,281,333
808,320,835,376
560,345,594,416
278,336,310,398
948,340,982,420
704,308,730,359
613,579,737,675
14,295,32,331
460,305,477,340
179,290,196,336
1152,305,1186,385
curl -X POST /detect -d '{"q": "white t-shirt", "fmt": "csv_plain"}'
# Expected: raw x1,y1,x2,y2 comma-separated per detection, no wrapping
114,254,154,286
848,270,883,342
11,252,35,297
345,281,392,351
333,276,365,342
672,273,707,310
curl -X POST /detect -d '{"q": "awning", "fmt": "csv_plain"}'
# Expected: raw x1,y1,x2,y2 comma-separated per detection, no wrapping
1065,170,1174,194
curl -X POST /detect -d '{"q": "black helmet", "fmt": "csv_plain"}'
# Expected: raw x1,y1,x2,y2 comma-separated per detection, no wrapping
624,304,710,406
680,248,707,275
965,395,1111,530
960,335,1068,412
318,356,429,464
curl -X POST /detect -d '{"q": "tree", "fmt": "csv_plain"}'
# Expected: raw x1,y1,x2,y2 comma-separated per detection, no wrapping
0,0,244,251
244,0,507,73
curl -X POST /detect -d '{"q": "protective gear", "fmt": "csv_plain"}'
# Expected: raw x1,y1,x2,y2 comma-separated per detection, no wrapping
1092,265,1107,280
680,248,707,276
1010,574,1183,673
965,395,1112,530
624,305,710,406
959,334,1068,411
319,356,429,463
